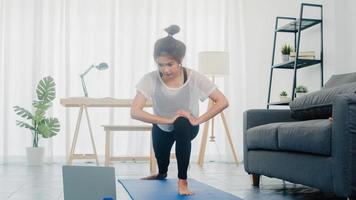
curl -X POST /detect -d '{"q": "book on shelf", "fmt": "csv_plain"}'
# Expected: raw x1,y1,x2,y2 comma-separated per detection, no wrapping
290,51,315,57
289,55,315,60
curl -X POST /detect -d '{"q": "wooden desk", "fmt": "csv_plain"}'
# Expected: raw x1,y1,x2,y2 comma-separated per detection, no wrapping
60,97,152,165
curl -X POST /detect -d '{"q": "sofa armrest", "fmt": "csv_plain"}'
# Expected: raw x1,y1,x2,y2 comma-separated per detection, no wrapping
331,93,356,196
243,109,296,172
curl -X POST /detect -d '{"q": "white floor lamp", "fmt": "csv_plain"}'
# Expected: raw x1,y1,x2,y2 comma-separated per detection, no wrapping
197,51,239,166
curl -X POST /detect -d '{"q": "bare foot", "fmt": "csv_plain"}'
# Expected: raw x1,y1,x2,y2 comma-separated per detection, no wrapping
141,173,167,180
178,179,194,195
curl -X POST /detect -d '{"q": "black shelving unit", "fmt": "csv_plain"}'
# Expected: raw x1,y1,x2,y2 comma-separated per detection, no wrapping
267,3,323,109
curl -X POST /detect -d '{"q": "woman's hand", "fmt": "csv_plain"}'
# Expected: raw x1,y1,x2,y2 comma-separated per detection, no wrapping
176,110,200,126
167,114,180,124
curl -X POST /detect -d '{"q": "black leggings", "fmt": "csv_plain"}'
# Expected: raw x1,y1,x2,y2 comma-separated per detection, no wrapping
152,117,199,180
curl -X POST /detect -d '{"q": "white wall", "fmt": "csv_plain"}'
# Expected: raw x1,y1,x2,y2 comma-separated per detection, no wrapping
334,0,356,74
240,0,355,110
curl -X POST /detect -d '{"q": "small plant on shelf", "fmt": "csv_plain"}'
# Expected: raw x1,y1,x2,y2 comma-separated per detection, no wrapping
280,91,288,96
279,90,289,102
296,85,308,93
281,44,293,62
295,85,308,98
281,44,292,55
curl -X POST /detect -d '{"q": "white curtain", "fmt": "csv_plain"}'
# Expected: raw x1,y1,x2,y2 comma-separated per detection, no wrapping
0,0,245,163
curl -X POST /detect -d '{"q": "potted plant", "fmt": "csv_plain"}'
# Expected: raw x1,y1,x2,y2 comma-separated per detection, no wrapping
279,90,289,102
13,76,60,165
281,44,293,62
295,85,308,98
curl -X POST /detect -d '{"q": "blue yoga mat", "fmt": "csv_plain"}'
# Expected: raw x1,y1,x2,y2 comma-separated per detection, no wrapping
118,178,242,200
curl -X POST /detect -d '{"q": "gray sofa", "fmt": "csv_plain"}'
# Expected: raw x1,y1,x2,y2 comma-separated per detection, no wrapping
243,72,356,198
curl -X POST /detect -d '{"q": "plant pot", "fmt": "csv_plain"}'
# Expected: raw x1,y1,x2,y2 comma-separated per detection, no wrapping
296,92,307,98
281,54,289,62
26,147,44,166
279,96,289,102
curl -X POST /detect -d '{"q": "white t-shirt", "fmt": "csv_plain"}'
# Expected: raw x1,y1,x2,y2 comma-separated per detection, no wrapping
135,68,216,132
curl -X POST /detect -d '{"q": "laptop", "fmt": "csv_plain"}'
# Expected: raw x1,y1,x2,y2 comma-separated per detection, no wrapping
62,165,116,200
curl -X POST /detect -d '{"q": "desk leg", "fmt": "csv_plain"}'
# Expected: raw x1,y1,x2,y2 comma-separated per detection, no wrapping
68,106,84,164
84,106,99,166
220,111,239,165
105,130,111,166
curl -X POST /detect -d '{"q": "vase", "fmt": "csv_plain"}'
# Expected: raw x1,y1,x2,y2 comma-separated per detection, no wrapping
26,147,44,166
296,92,307,98
279,96,289,102
282,54,289,62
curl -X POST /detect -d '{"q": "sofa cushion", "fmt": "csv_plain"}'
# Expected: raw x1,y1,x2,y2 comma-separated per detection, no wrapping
289,82,356,120
246,119,331,156
246,123,282,150
323,72,356,89
278,119,331,156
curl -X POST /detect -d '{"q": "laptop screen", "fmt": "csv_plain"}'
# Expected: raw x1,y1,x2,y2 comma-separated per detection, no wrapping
62,165,116,200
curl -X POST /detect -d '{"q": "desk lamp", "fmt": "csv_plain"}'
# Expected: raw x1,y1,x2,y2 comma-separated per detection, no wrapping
80,63,108,97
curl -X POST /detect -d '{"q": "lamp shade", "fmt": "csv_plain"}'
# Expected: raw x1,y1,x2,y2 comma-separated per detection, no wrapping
198,51,229,76
95,62,108,70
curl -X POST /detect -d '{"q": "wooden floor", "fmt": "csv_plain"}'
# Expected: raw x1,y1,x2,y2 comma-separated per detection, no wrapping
0,159,346,200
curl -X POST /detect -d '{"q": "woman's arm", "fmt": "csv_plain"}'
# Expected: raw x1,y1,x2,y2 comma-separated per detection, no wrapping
177,88,229,125
196,88,229,124
131,92,179,124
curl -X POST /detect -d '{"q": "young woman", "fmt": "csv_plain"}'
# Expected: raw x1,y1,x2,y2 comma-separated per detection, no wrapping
130,25,229,195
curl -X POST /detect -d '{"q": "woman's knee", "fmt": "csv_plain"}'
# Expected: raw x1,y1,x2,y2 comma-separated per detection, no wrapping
173,117,192,140
173,116,191,127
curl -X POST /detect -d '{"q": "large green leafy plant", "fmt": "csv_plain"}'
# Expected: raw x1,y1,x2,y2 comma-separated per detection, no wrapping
13,76,60,148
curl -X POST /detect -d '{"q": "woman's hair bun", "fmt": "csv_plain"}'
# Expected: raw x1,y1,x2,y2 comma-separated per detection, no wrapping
164,25,180,36
153,24,185,61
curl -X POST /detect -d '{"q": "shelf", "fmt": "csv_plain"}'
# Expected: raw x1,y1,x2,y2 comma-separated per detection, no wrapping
267,101,290,106
272,59,321,69
276,18,322,33
267,3,323,109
